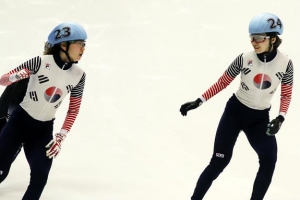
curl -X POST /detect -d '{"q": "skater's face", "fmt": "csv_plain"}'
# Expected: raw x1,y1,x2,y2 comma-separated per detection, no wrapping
250,34,275,54
60,40,86,62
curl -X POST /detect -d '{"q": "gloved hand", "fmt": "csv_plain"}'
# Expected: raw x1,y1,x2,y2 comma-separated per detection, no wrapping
180,98,203,116
45,131,67,159
266,115,284,136
9,68,31,82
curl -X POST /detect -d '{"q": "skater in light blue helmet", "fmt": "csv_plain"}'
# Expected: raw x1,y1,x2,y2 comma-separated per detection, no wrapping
0,22,87,200
180,13,293,200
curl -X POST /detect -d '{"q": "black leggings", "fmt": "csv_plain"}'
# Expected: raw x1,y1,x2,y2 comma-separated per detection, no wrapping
0,106,54,200
191,95,277,200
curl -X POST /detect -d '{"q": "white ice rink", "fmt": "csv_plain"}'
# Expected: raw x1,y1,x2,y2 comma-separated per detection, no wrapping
0,0,299,199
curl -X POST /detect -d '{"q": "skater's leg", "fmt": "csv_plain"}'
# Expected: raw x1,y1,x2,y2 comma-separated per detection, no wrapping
244,119,277,200
0,120,24,183
191,104,242,200
12,143,23,162
22,120,53,200
22,135,53,200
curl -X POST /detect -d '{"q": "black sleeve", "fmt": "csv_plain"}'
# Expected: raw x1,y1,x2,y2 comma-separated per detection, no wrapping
0,84,15,118
0,78,29,117
8,78,29,114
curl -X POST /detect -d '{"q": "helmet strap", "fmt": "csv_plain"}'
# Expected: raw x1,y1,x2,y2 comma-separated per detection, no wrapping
266,41,273,54
60,42,78,64
261,39,274,56
265,33,277,55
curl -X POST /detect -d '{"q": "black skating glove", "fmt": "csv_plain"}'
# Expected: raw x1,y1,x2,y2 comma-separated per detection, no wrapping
180,98,203,116
266,115,284,136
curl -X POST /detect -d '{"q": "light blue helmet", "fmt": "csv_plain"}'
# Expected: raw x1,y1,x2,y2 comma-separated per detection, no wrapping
249,13,283,35
47,22,87,46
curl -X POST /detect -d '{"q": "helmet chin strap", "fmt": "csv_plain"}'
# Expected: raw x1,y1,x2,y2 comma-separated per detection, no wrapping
262,41,274,56
60,42,78,64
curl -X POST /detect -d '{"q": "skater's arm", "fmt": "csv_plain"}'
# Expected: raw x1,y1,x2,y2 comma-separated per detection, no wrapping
200,54,243,102
279,60,293,117
0,56,41,86
61,72,86,133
